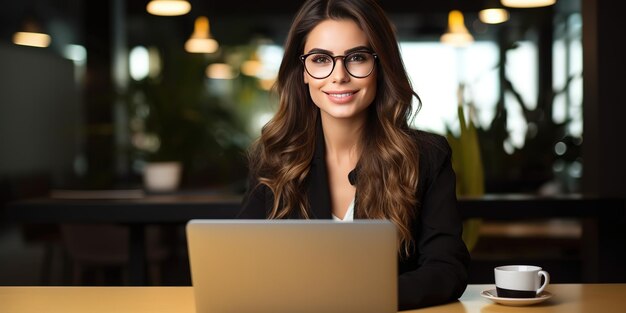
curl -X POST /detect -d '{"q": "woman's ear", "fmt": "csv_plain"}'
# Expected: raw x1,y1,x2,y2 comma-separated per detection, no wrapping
303,71,309,84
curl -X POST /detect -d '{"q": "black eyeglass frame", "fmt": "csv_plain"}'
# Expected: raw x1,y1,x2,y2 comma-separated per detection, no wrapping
299,50,379,79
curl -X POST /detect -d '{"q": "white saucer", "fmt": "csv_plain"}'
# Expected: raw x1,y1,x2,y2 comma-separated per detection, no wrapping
480,289,553,306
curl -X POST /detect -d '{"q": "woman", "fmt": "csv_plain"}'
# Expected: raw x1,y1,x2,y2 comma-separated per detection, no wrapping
238,0,470,309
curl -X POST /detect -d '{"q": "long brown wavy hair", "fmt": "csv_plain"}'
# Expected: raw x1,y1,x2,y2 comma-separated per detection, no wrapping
248,0,421,256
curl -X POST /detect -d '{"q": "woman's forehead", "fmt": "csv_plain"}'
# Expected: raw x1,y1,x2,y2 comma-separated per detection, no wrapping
303,19,369,54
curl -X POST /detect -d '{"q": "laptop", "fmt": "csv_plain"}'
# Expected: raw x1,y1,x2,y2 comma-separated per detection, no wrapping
186,219,397,313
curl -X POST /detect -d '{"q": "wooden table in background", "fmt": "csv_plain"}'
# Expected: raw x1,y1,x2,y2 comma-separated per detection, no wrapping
4,193,242,285
5,193,625,284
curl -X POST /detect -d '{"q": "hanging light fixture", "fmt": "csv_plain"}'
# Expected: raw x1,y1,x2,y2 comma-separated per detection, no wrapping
185,16,219,53
501,0,557,8
12,18,51,48
441,10,474,47
241,51,262,77
146,0,191,16
479,0,510,24
479,8,510,24
206,63,237,80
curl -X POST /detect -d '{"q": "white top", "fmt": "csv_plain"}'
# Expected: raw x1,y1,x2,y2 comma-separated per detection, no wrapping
332,198,355,222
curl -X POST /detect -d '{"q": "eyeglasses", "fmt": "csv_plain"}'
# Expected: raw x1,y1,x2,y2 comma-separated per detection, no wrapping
300,50,378,79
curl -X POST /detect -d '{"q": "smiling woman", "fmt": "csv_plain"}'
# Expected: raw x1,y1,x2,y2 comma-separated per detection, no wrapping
303,19,378,123
237,0,470,310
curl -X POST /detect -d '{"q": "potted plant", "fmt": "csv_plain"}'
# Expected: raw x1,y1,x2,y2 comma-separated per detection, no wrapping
446,84,484,252
130,82,200,191
128,51,248,192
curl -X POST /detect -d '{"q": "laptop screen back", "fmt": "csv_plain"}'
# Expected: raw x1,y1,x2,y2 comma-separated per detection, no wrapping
186,219,397,313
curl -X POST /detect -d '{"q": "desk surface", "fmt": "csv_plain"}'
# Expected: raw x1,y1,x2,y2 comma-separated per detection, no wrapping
1,284,625,313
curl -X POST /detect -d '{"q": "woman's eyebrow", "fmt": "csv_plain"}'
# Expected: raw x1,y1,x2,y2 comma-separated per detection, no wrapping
305,48,333,55
344,46,371,54
305,45,372,55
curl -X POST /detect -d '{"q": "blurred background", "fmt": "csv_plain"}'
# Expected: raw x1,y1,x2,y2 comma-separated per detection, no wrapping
0,0,585,193
1,0,624,287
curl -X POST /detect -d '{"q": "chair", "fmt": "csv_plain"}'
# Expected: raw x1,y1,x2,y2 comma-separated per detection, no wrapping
60,224,170,285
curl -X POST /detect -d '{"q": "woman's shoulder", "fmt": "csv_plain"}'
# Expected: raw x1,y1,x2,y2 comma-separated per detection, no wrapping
406,129,454,197
407,128,452,161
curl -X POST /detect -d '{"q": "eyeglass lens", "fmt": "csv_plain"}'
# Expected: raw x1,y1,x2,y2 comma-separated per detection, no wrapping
303,52,375,79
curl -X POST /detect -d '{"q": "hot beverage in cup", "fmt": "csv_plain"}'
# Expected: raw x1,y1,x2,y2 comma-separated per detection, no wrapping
494,265,550,298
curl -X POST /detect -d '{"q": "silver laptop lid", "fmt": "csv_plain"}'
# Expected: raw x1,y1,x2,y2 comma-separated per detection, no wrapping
186,219,397,313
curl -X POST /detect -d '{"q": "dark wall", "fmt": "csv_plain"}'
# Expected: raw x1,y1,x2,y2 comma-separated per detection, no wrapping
582,0,626,196
582,0,626,282
0,44,80,179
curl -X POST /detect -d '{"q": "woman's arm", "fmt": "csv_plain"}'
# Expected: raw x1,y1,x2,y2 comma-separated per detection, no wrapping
236,175,270,219
398,135,470,310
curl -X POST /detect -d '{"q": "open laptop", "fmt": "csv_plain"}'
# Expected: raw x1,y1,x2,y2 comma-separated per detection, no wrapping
186,219,397,313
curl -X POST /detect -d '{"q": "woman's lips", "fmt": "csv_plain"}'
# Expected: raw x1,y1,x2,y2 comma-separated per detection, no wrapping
324,90,358,104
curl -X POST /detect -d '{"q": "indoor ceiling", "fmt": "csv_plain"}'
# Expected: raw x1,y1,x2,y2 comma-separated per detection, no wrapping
1,0,580,48
127,0,485,16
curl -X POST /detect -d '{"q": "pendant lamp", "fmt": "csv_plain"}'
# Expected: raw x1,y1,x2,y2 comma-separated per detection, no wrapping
479,0,510,24
501,0,557,8
185,16,219,54
12,18,51,48
441,10,474,47
147,0,191,16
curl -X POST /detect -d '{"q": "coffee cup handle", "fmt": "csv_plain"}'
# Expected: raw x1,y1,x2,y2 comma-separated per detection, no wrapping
537,270,550,295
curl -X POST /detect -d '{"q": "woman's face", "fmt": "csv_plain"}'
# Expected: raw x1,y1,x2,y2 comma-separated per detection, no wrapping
303,19,377,123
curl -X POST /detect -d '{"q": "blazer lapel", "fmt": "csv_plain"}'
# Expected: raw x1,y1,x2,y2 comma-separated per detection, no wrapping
306,119,333,219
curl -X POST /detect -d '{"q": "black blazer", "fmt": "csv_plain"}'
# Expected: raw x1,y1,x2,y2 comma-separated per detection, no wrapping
238,125,470,310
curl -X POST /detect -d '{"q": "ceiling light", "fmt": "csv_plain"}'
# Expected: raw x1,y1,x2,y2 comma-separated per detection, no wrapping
501,0,557,8
146,0,191,16
185,16,219,53
441,10,474,48
12,19,51,48
13,32,51,48
241,59,262,77
479,8,510,24
206,63,238,80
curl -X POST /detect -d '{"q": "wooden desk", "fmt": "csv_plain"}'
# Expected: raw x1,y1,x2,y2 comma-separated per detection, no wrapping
1,284,625,313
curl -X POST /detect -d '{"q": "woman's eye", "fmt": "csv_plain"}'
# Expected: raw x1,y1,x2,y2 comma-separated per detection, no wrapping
347,53,367,63
311,55,332,64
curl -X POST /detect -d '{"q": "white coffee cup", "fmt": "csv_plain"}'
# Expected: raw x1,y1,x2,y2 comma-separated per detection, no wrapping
494,265,550,298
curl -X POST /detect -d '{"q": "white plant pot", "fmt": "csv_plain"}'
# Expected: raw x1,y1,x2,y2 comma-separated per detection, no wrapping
143,161,182,192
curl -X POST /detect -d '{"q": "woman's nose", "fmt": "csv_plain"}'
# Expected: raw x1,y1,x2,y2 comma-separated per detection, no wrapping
331,59,350,83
